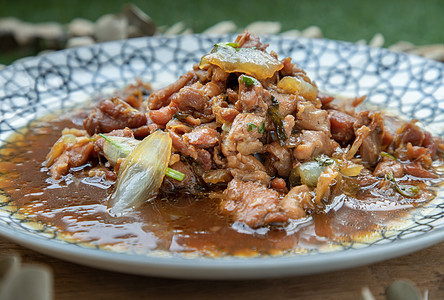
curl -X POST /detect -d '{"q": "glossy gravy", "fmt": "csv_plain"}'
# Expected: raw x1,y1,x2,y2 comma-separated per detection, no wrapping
0,113,439,257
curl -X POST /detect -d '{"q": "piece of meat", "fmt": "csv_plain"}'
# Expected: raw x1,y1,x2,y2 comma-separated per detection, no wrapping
353,111,384,167
119,79,152,109
212,145,227,168
325,95,366,114
49,137,95,179
269,90,300,117
226,88,238,103
169,129,214,171
148,105,178,126
83,98,147,136
227,153,271,185
132,125,150,139
196,149,213,171
147,71,194,110
166,119,192,135
280,57,298,77
265,141,292,177
382,115,404,149
171,83,209,112
280,185,312,218
318,92,335,107
183,126,221,148
203,82,222,98
283,115,295,141
329,110,356,146
222,113,265,156
169,131,198,160
211,66,230,86
295,101,330,133
293,130,339,161
422,131,438,158
220,179,288,228
396,121,438,159
396,122,424,146
235,31,269,51
202,169,232,184
404,163,438,179
212,95,239,124
270,177,288,193
149,81,217,126
237,78,271,114
373,159,404,178
403,142,433,169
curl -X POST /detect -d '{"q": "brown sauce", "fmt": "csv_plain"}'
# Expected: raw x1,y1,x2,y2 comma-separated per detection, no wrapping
0,113,440,257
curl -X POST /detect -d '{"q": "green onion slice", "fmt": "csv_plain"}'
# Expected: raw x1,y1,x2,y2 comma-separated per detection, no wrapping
385,171,420,198
165,167,186,181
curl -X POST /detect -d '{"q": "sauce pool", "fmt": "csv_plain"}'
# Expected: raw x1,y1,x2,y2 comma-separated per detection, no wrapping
0,113,438,257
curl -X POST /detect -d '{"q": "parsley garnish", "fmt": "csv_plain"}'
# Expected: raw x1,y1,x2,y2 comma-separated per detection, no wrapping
240,75,258,87
247,121,265,134
258,121,265,134
247,122,258,132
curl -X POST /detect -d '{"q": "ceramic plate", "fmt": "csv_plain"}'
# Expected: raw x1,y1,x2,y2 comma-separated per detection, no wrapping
0,34,443,279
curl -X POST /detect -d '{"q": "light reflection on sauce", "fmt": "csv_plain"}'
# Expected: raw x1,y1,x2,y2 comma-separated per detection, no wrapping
0,114,440,257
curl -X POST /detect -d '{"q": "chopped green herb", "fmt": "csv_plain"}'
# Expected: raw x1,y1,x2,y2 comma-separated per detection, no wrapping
240,75,258,87
165,167,186,181
247,122,258,132
258,121,265,134
385,171,420,197
315,155,334,166
267,96,287,145
246,121,265,134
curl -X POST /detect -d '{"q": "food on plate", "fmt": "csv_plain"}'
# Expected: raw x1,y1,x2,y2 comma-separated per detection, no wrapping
1,32,443,256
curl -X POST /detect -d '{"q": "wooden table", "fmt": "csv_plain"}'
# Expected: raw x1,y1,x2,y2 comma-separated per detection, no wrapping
1,236,443,300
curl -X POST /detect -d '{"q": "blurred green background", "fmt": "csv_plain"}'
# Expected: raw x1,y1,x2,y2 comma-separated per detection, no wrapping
1,0,443,64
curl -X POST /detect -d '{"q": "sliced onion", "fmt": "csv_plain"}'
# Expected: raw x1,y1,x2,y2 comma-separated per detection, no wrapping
339,162,364,177
277,76,318,101
108,131,172,215
314,165,339,206
101,135,141,166
297,161,325,187
101,134,185,182
199,46,283,80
